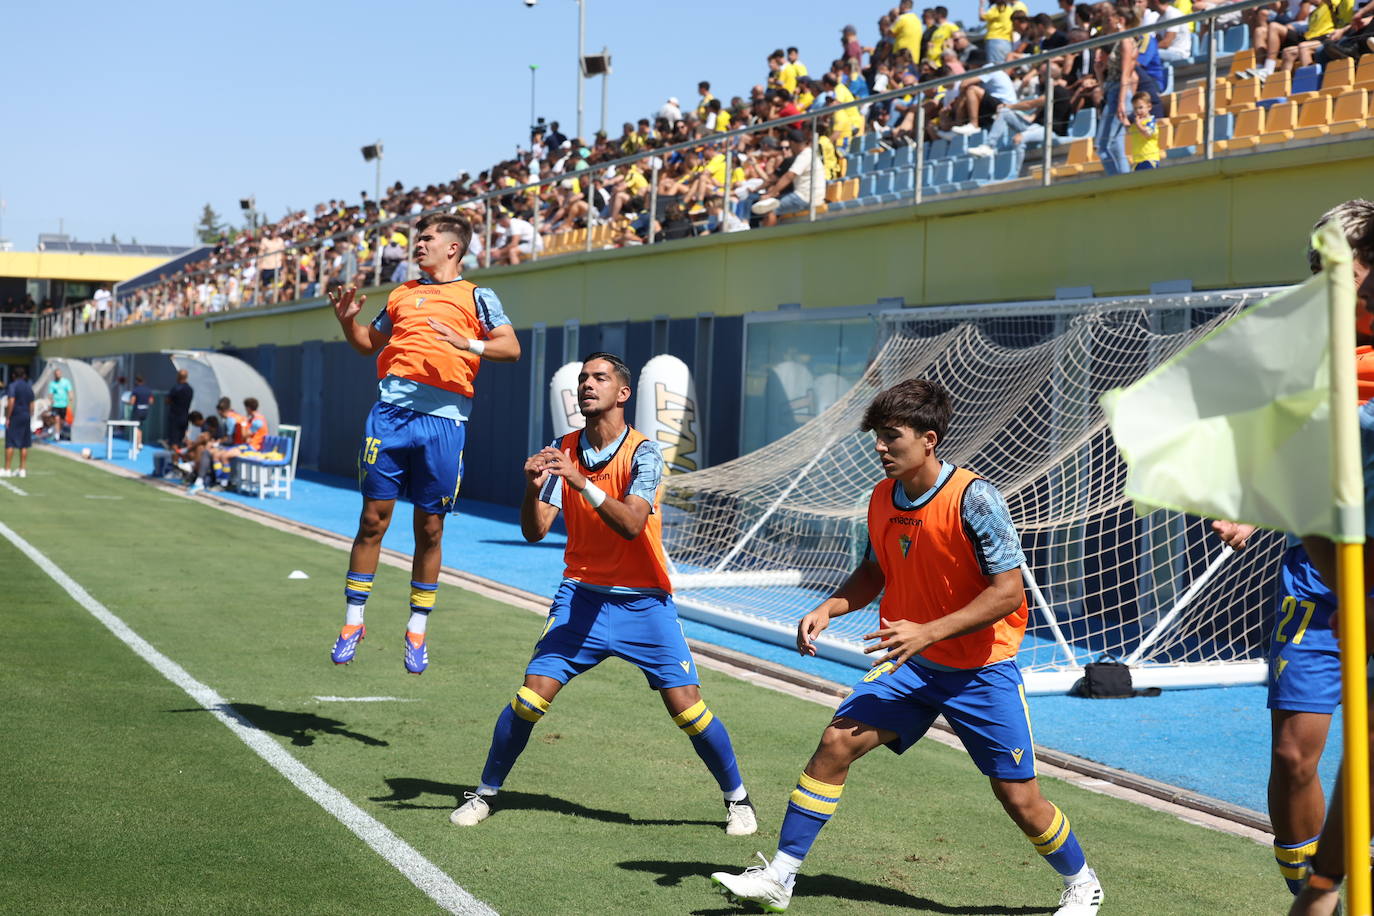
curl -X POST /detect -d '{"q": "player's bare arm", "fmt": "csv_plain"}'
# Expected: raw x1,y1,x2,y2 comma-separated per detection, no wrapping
797,558,886,655
425,318,522,362
520,450,560,542
862,567,1024,669
540,445,651,540
1211,520,1257,551
331,284,387,355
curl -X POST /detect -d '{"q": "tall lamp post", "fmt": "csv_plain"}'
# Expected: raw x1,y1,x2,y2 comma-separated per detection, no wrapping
529,64,539,130
525,0,588,143
360,141,383,206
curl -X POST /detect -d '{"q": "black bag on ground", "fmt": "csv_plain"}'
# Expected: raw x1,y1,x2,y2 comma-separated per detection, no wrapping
1069,656,1161,698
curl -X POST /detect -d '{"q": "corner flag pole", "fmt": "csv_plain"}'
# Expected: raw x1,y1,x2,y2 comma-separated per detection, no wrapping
1325,224,1370,916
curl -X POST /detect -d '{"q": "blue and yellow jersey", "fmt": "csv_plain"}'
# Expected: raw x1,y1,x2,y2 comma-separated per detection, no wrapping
1129,115,1160,165
369,276,510,420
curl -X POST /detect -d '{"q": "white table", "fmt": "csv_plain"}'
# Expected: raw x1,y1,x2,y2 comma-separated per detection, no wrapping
105,420,141,460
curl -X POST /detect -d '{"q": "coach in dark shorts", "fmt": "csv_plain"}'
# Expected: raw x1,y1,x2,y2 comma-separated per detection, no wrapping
130,374,154,451
4,366,35,477
166,369,194,446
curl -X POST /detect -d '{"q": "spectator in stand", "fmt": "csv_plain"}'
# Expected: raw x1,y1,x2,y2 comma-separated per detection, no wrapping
924,6,959,67
787,46,810,79
1149,0,1194,63
546,120,568,150
47,366,73,440
982,0,1031,63
1127,91,1161,170
166,368,194,447
258,227,285,300
129,374,154,452
492,210,542,266
750,128,819,227
888,0,925,61
1278,0,1357,71
1039,12,1072,51
92,286,111,330
1096,2,1142,175
618,121,643,155
950,57,1020,133
821,73,865,146
658,96,683,124
840,24,865,62
696,81,715,121
968,62,1073,173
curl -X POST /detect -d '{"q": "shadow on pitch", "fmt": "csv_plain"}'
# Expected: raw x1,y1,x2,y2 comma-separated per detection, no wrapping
619,860,1043,915
168,703,389,748
370,777,717,827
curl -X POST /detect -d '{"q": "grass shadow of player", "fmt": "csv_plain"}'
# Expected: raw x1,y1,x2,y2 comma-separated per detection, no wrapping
618,860,1043,915
370,777,717,827
168,703,389,748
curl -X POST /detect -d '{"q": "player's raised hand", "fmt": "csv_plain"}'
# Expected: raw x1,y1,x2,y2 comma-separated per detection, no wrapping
1210,520,1256,551
862,617,929,669
523,451,551,486
329,283,366,322
540,447,588,490
796,608,831,655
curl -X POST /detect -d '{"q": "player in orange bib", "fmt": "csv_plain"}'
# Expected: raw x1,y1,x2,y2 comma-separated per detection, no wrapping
713,379,1102,916
329,213,520,674
449,352,757,838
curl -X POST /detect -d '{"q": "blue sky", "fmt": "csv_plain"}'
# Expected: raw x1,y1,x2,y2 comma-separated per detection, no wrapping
2,0,1039,249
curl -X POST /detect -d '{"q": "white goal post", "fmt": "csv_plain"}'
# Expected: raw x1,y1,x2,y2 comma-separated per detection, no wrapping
662,290,1288,695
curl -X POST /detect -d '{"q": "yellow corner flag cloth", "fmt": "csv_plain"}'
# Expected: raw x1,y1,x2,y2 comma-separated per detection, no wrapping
1100,225,1361,542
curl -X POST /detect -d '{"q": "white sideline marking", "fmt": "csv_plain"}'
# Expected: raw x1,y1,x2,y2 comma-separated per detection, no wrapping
0,479,27,496
314,696,417,703
0,519,494,916
84,494,124,500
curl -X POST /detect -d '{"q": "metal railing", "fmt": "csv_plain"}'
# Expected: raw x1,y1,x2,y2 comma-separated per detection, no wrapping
41,0,1284,341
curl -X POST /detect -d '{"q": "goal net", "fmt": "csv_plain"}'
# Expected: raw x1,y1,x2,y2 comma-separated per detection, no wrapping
662,291,1289,694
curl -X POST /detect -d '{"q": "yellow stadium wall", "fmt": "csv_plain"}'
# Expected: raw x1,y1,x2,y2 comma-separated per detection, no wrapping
39,137,1370,360
0,251,172,284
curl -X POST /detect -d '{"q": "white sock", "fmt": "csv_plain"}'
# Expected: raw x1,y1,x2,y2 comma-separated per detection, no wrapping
476,784,499,797
345,604,365,627
1262,59,1276,74
406,609,429,634
768,851,804,886
724,784,749,802
1064,863,1093,885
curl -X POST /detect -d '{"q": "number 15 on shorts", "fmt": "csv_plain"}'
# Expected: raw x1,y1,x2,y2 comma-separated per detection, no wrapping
363,436,380,465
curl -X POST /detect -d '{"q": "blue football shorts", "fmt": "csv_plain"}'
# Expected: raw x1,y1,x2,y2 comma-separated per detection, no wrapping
835,657,1038,779
5,415,32,449
526,580,700,690
1268,544,1341,715
358,401,465,515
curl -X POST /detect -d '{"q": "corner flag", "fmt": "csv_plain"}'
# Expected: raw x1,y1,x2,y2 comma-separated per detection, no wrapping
1102,222,1369,915
1100,226,1362,543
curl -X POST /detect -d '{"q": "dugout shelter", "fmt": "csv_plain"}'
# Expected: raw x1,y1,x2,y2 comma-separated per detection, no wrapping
165,350,280,432
33,357,111,443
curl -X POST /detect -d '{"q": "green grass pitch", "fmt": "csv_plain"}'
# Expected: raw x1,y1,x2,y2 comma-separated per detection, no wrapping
0,450,1275,914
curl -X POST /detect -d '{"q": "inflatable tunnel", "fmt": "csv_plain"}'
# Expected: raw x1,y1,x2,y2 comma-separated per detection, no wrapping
164,350,279,432
34,358,113,443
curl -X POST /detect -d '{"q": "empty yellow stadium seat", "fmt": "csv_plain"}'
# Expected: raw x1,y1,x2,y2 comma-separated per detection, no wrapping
1259,102,1297,144
1213,81,1232,113
1292,96,1333,139
1330,89,1370,133
1260,71,1291,106
1227,49,1255,81
1219,106,1265,150
1169,116,1203,150
1052,138,1098,178
1320,59,1355,98
1171,88,1204,119
1356,56,1374,91
1228,77,1263,111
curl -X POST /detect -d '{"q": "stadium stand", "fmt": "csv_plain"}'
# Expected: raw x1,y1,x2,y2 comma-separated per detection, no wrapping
40,0,1369,340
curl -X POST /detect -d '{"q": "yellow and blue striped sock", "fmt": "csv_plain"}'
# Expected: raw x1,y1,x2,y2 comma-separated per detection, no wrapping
672,701,743,795
1275,837,1319,895
343,571,373,625
778,773,845,859
408,581,437,634
479,687,551,790
1026,804,1087,878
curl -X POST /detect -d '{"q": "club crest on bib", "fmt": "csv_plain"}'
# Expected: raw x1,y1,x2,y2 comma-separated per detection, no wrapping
898,533,913,557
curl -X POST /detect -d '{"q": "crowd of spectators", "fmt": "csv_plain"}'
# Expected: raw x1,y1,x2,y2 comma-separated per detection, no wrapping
48,0,1353,336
